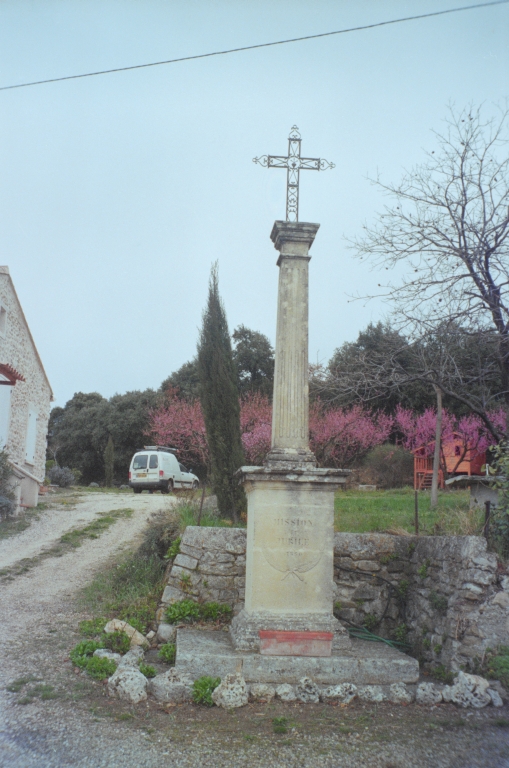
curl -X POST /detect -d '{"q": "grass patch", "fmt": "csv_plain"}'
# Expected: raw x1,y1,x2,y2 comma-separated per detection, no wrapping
335,487,474,534
165,599,232,625
78,550,165,632
0,508,134,581
176,499,236,531
0,508,41,542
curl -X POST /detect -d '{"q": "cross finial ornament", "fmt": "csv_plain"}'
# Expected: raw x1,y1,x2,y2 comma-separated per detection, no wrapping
253,126,335,222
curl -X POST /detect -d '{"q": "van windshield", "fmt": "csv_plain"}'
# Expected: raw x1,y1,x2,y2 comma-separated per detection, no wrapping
133,454,148,470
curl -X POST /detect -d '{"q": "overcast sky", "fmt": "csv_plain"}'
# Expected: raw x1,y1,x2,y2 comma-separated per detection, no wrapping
1,1,508,407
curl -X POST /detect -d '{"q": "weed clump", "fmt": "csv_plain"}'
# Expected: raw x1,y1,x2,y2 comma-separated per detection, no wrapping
70,639,117,679
272,716,289,734
102,630,130,655
165,599,232,625
139,662,157,678
192,676,220,706
79,617,107,637
158,643,176,665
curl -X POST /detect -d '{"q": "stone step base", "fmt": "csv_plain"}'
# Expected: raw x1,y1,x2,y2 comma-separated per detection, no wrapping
174,629,419,686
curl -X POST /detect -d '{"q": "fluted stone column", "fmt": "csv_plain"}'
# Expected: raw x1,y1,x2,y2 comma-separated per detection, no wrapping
267,221,318,466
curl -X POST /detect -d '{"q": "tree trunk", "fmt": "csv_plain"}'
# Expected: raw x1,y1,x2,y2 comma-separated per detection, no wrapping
431,385,442,509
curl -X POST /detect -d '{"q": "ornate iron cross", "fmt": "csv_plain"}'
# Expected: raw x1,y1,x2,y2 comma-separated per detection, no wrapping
253,126,335,222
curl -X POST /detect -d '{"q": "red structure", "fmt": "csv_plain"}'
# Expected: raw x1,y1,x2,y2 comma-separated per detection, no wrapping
413,433,486,490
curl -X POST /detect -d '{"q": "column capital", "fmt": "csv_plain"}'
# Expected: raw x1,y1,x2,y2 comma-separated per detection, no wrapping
270,221,320,262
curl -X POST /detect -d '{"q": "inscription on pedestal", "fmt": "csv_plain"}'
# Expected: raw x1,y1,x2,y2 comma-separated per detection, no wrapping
261,513,323,582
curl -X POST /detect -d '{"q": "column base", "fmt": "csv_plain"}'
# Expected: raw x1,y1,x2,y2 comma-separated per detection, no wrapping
230,609,351,652
264,448,317,469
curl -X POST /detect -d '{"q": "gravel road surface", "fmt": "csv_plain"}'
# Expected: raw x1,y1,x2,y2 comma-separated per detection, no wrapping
0,490,508,768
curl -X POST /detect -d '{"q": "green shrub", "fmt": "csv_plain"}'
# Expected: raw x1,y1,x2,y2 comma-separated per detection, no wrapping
102,630,131,655
70,639,104,668
0,449,16,518
200,602,233,621
84,656,117,680
158,643,176,665
165,537,181,560
362,444,414,489
362,613,379,632
192,676,220,706
69,639,115,678
429,590,448,613
139,663,157,678
137,508,180,560
485,646,509,688
393,624,408,643
165,599,201,624
78,618,107,637
118,602,155,634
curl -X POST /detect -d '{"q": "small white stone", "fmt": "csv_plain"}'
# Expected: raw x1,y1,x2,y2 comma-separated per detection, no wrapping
416,682,442,705
275,684,296,702
357,686,387,703
488,688,504,707
117,647,145,669
296,677,321,704
492,592,509,608
212,673,249,708
389,683,414,703
156,623,177,644
321,683,357,704
249,684,276,702
104,619,149,649
146,630,155,640
107,668,147,703
148,669,192,704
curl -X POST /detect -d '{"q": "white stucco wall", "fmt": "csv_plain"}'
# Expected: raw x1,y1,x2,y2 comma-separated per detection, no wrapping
0,267,53,507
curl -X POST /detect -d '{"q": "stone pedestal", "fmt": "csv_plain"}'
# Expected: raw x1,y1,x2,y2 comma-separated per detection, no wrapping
230,465,350,651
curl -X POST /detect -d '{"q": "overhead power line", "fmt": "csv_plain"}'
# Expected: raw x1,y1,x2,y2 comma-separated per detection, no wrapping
1,1,507,92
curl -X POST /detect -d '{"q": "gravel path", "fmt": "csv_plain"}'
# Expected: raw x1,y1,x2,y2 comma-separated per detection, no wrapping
0,491,508,768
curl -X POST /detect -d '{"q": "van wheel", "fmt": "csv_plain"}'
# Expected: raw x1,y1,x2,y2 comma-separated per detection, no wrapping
192,481,199,490
133,488,142,494
167,480,174,494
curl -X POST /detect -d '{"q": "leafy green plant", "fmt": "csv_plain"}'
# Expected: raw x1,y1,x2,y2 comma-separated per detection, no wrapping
430,664,455,685
434,644,443,655
79,617,107,637
200,602,233,621
165,537,181,559
192,676,220,706
380,553,398,565
393,624,408,643
102,630,131,655
179,573,192,592
84,657,117,680
158,643,176,665
362,613,379,632
165,599,201,624
396,579,409,599
118,602,155,634
429,590,448,613
139,663,157,678
422,638,431,650
485,646,509,688
69,639,116,679
272,716,289,734
70,639,104,668
418,560,431,579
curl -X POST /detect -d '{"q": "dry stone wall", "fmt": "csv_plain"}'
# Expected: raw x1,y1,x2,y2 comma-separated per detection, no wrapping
160,527,508,672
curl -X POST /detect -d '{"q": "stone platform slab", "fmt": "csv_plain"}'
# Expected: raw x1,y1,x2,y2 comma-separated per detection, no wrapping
175,629,419,686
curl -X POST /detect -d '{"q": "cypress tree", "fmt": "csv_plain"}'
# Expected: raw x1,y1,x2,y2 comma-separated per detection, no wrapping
197,264,246,522
104,435,114,487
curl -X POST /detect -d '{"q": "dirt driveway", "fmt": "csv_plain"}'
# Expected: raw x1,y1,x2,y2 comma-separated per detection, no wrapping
0,490,508,768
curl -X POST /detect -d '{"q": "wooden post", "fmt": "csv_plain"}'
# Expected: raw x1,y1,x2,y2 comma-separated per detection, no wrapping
197,484,206,526
414,490,419,536
484,500,491,539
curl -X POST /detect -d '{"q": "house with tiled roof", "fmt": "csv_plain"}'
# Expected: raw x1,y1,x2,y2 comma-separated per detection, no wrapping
0,267,53,508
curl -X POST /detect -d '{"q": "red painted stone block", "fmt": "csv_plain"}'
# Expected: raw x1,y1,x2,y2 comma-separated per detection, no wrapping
259,630,333,657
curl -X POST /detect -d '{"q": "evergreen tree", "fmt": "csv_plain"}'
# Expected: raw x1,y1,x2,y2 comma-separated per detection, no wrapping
197,264,245,522
104,435,114,487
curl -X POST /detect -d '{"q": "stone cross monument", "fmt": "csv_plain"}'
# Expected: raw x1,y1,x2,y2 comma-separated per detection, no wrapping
231,129,350,653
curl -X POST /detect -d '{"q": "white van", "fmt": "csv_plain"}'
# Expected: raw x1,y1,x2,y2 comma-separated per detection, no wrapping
128,446,199,494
